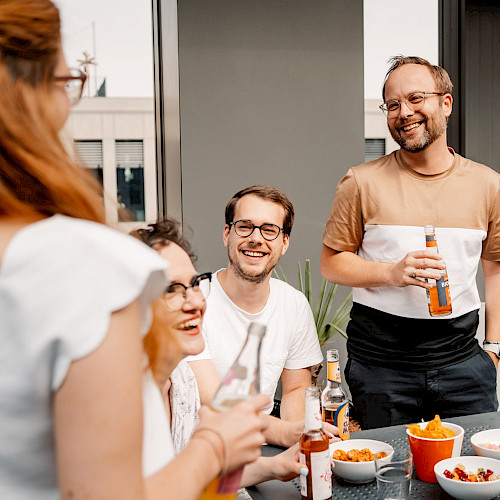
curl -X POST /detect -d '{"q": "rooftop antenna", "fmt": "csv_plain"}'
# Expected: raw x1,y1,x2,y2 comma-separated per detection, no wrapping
77,51,96,97
92,21,98,95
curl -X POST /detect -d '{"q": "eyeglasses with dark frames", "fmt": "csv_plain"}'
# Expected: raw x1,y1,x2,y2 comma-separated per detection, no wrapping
229,220,284,241
54,68,87,106
163,272,212,311
379,91,445,117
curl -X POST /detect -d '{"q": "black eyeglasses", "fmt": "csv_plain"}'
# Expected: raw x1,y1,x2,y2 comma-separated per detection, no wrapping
54,68,87,106
229,220,283,241
379,91,445,117
163,272,212,311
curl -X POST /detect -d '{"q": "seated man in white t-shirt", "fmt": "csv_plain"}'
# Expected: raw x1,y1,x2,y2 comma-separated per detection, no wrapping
188,185,335,447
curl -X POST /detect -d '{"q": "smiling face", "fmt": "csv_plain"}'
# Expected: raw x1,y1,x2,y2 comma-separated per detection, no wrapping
158,243,206,359
223,194,290,283
384,64,452,153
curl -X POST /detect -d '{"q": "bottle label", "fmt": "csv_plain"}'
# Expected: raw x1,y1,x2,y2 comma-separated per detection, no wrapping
436,274,450,306
327,360,342,386
216,467,244,494
334,401,350,440
305,396,323,431
425,235,437,246
300,450,332,499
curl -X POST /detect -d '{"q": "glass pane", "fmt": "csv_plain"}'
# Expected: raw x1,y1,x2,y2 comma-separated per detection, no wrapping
117,167,145,222
363,0,438,155
57,0,157,225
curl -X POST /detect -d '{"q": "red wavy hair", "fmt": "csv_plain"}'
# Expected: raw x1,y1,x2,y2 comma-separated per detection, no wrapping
0,0,105,222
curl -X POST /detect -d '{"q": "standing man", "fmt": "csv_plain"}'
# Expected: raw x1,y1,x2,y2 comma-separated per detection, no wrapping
189,185,325,445
321,56,500,430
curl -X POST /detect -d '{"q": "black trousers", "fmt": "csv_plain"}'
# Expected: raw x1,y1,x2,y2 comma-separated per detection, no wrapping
345,350,498,430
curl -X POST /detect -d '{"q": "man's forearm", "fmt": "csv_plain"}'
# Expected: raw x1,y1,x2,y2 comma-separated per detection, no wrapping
320,245,393,288
262,415,303,448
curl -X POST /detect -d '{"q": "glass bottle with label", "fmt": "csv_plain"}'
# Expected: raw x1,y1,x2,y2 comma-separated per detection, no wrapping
321,349,350,440
300,386,332,500
199,322,266,500
424,225,452,317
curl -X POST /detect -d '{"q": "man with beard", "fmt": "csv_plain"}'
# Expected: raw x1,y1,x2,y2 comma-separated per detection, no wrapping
321,56,500,430
188,185,324,445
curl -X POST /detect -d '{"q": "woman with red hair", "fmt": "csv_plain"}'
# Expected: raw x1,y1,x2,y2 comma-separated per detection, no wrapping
0,2,268,499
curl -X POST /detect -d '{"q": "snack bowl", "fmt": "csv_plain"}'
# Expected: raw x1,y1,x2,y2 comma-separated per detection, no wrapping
330,439,394,483
434,456,500,500
471,429,500,460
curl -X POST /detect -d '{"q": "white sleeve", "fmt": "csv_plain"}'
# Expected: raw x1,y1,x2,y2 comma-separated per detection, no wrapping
2,216,168,390
283,293,323,370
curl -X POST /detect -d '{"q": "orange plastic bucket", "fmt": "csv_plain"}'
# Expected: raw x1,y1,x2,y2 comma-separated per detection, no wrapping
406,422,464,483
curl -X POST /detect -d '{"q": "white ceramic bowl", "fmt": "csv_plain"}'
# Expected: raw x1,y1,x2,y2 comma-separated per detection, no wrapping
471,429,500,460
434,456,500,500
329,438,394,483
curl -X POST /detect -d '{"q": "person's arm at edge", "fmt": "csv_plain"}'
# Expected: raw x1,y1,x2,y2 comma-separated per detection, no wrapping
320,244,443,289
188,359,221,405
54,300,147,500
482,258,500,369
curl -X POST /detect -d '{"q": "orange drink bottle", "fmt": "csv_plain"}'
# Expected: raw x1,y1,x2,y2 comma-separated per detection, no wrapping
300,386,332,500
199,322,266,500
321,349,349,440
424,225,452,317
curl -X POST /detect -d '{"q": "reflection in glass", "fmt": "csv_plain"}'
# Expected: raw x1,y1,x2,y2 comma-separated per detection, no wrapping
116,140,145,221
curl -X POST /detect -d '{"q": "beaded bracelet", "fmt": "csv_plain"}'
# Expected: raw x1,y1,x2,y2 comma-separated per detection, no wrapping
484,341,500,344
192,425,229,475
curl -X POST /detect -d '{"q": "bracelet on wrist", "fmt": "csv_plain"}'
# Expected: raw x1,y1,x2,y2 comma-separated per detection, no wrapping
192,425,229,475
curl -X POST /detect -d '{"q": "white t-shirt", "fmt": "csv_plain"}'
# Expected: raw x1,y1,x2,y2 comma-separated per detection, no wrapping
0,215,173,499
189,270,322,413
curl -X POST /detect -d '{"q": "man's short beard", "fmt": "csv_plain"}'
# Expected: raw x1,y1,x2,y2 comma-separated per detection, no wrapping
397,127,435,153
228,254,272,284
392,111,447,153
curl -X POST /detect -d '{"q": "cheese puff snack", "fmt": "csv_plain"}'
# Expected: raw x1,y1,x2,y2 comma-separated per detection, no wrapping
332,448,387,462
406,415,455,439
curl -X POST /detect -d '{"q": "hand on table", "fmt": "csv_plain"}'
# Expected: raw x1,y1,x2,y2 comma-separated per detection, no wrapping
268,443,304,482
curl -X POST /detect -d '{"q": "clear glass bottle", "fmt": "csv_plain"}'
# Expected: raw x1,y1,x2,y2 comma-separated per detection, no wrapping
424,225,452,317
199,322,266,500
321,349,350,440
300,386,332,500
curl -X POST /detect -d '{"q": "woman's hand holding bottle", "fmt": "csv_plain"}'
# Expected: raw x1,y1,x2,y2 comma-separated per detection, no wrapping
195,393,270,474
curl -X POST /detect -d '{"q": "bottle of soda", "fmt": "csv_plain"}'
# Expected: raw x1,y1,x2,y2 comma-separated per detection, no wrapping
300,386,332,500
199,322,266,500
321,349,349,440
424,225,452,317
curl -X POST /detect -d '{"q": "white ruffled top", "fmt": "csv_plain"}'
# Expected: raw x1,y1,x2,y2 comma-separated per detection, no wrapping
0,215,173,499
